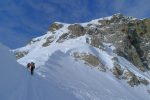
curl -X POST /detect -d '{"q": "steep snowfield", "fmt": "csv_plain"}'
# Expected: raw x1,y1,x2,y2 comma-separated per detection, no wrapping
37,50,150,100
0,43,79,100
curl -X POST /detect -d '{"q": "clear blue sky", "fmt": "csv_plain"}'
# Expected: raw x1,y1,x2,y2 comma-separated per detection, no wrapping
0,0,150,48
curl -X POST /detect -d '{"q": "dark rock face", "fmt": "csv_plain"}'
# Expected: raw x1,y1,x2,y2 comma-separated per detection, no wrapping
118,20,150,70
94,18,150,71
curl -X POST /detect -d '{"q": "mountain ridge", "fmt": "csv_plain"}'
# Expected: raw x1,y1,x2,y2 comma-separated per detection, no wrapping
13,13,150,99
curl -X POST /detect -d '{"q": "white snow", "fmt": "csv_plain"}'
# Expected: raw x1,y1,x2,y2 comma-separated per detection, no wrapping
8,14,150,100
0,43,80,100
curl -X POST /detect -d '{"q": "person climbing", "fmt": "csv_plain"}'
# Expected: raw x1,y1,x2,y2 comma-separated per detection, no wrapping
26,62,35,75
30,62,35,75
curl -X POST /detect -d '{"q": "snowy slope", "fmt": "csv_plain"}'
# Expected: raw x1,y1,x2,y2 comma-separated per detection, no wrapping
0,43,80,100
38,50,150,100
13,14,150,100
15,44,150,100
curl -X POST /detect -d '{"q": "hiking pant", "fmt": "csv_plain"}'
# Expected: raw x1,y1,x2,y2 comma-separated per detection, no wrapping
31,67,35,75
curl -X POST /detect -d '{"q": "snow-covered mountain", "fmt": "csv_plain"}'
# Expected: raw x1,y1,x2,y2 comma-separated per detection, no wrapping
12,14,150,100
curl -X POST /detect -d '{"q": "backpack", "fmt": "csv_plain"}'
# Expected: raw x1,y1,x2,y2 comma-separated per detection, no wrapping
27,63,31,69
31,62,35,69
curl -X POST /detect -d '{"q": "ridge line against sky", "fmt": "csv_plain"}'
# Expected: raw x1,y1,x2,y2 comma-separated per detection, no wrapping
0,0,150,48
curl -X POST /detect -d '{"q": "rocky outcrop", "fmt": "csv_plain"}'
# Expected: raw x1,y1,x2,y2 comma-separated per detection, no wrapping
73,52,106,71
68,24,86,36
42,36,55,47
96,17,150,71
112,64,149,87
118,20,150,70
56,24,86,43
48,22,63,32
112,56,149,87
15,51,28,59
123,70,149,86
56,33,69,43
123,71,140,87
112,63,123,78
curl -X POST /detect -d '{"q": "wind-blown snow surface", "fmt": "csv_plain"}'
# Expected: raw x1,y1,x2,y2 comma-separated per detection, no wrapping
40,50,150,100
0,43,79,100
14,28,150,99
